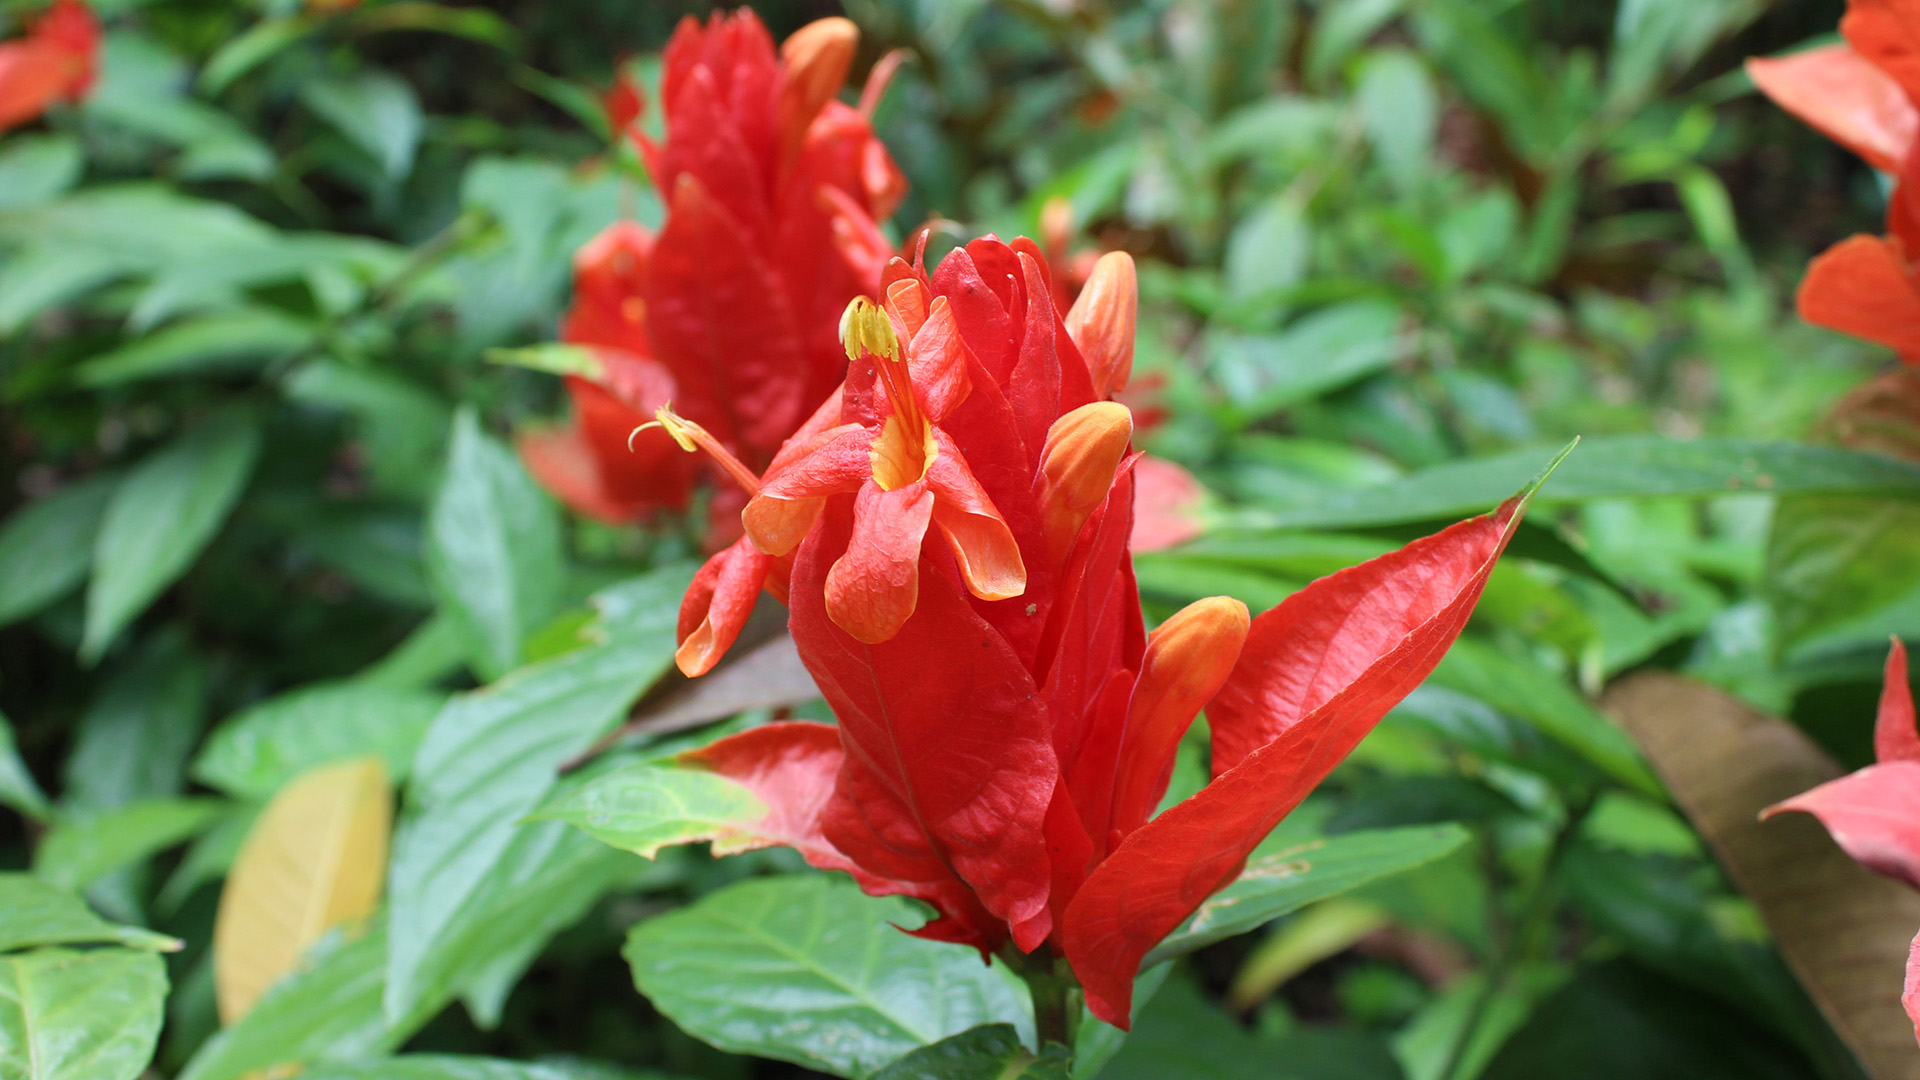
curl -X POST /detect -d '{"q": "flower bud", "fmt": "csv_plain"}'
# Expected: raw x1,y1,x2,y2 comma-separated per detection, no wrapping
778,17,859,152
1066,251,1137,398
1037,401,1133,566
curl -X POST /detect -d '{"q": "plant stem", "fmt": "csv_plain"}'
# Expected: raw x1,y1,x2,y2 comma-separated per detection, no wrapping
1004,946,1081,1051
1435,794,1595,1080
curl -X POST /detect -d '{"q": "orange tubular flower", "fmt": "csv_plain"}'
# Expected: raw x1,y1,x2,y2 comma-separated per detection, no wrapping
0,0,97,131
518,10,905,534
1749,1,1920,359
646,236,1531,1029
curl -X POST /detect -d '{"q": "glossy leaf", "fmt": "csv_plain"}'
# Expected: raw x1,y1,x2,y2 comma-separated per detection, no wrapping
213,758,391,1023
0,474,114,628
81,412,261,663
425,408,566,680
871,1025,1070,1080
193,683,445,799
300,1057,694,1080
1767,495,1920,648
0,874,178,953
384,568,686,1023
533,761,767,859
625,874,1033,1079
0,948,167,1080
1141,823,1470,965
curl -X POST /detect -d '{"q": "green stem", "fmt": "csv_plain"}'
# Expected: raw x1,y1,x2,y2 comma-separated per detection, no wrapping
1004,946,1081,1052
1436,794,1595,1080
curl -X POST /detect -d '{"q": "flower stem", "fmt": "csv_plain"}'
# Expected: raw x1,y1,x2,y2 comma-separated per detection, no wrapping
1003,946,1082,1052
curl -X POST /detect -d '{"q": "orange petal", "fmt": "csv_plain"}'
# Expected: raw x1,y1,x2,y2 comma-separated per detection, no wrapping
1845,1,1920,113
925,430,1026,602
905,297,975,420
1036,401,1135,567
825,481,934,644
1798,234,1920,358
676,536,775,677
744,424,870,555
1065,252,1138,398
777,17,857,155
1748,46,1917,173
1106,597,1250,842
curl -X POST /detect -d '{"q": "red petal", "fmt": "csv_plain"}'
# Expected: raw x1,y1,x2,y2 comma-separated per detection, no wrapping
743,423,870,555
930,247,1019,383
645,174,808,457
516,424,647,525
1062,495,1527,1026
1879,639,1920,764
677,721,853,867
1129,454,1205,553
1766,761,1920,889
676,536,775,677
825,481,934,644
0,40,69,130
906,297,976,421
1797,235,1920,358
1906,930,1920,1047
925,429,1026,603
1845,1,1920,112
793,504,1060,939
1748,46,1917,173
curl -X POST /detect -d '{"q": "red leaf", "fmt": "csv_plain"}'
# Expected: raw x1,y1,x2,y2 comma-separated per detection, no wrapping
1879,639,1919,764
1748,46,1917,173
792,503,1060,946
1766,762,1920,890
1061,494,1528,1026
678,721,859,872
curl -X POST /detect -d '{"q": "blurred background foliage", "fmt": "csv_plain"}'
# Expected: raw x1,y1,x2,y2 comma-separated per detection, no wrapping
2,0,1915,1077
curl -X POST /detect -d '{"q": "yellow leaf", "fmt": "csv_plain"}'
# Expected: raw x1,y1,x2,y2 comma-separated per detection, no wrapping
213,756,392,1024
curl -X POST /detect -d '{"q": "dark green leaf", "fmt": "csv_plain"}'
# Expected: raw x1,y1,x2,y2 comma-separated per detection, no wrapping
74,308,313,386
1766,495,1920,648
873,1025,1070,1080
1143,824,1471,965
626,875,1032,1079
63,630,207,810
1211,301,1405,416
301,1055,692,1080
0,947,167,1080
301,71,424,179
0,474,116,628
81,412,261,663
0,714,48,822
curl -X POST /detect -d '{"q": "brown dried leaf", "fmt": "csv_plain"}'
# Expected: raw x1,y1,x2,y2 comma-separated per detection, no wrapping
1605,673,1920,1080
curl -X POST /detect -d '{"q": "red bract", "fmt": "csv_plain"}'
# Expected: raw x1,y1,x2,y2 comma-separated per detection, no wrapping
0,0,97,132
1749,2,1920,359
518,10,904,533
1765,639,1920,1045
663,235,1532,1028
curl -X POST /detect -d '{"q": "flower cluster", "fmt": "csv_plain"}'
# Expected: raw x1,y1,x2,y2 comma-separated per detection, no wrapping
519,10,903,540
1749,0,1920,357
1765,640,1920,1044
659,234,1531,1027
0,0,96,132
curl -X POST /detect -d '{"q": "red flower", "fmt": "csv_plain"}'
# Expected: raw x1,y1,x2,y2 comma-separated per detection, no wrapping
0,0,97,131
1749,3,1920,359
1764,639,1920,1045
659,236,1530,1028
519,10,904,533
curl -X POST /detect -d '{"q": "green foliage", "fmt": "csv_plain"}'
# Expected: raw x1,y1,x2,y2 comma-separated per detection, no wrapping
0,0,1909,1076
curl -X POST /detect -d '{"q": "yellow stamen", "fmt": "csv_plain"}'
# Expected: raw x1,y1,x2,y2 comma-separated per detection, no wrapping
841,297,935,490
629,404,762,495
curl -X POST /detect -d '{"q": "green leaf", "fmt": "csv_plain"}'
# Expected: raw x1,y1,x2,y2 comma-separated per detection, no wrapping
74,308,314,386
0,713,46,822
1766,494,1920,648
194,683,446,799
81,412,261,663
1253,438,1920,530
0,474,116,628
532,761,767,859
426,408,566,680
484,343,604,379
1211,301,1405,416
301,70,423,179
1223,196,1310,301
300,1057,691,1080
64,630,208,810
1356,49,1438,190
33,798,225,892
199,16,316,95
179,920,441,1080
0,875,178,953
1431,639,1661,795
384,568,686,1024
1142,825,1471,965
625,874,1033,1079
0,135,82,212
872,1025,1070,1080
284,362,451,500
0,947,167,1080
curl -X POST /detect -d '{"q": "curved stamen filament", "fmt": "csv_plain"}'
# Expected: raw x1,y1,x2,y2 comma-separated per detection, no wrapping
631,404,763,496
